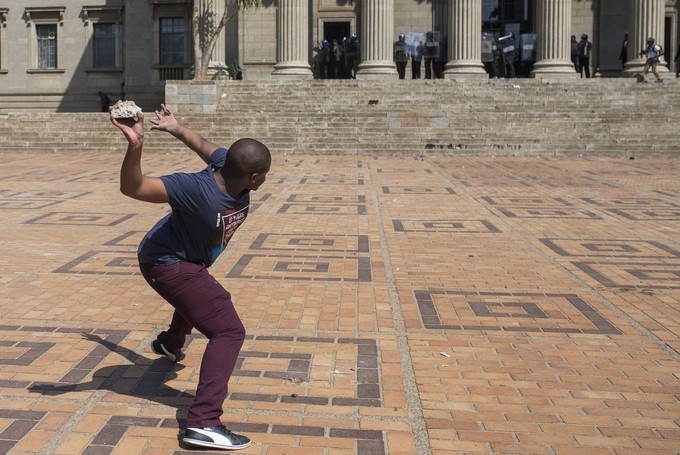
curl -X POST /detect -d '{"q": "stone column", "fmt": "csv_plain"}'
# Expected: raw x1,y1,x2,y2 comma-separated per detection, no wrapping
622,0,668,77
272,0,313,78
444,0,486,79
206,0,227,75
356,0,396,78
531,0,578,79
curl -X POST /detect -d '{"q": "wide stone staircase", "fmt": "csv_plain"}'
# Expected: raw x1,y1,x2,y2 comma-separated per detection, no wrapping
0,78,677,156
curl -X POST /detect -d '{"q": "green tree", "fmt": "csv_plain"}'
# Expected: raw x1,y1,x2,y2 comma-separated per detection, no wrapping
192,0,260,80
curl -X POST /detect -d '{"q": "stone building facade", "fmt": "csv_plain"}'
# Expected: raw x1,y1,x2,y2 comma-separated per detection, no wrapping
0,0,677,112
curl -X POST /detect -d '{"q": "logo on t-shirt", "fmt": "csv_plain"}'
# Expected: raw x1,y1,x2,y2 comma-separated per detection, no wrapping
218,205,248,249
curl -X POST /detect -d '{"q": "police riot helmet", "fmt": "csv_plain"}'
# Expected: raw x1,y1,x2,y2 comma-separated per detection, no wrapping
350,35,358,43
581,34,588,40
322,39,329,46
399,33,405,41
647,36,655,43
426,31,434,39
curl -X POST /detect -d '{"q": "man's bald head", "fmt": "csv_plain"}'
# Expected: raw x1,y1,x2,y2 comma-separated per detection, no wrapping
221,138,271,180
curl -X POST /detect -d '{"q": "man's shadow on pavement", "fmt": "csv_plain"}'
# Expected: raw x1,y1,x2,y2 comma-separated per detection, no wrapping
28,333,195,443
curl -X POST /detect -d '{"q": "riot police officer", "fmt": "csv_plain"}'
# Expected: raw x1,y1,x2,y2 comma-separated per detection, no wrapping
424,31,439,79
394,33,408,79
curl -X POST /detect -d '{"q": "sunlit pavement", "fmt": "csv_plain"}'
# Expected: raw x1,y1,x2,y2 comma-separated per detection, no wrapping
0,152,678,454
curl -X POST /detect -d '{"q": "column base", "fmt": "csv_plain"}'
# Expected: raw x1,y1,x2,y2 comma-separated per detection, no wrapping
531,59,579,80
356,61,397,79
443,60,487,79
272,62,313,79
208,62,230,80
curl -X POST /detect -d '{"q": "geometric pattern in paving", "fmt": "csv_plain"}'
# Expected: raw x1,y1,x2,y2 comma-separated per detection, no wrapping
278,189,367,215
278,203,367,216
23,211,136,226
573,262,680,289
0,409,47,454
0,187,89,210
1,152,678,455
481,196,601,219
581,197,680,220
607,207,680,221
392,219,500,233
540,238,680,290
54,251,140,275
7,327,389,454
381,186,456,194
414,290,621,334
227,232,372,282
540,238,680,259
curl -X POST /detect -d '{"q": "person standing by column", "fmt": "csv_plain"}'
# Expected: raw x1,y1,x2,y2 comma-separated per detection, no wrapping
435,34,448,78
619,32,629,69
345,35,360,79
577,34,593,78
570,35,579,71
394,33,408,79
320,40,331,79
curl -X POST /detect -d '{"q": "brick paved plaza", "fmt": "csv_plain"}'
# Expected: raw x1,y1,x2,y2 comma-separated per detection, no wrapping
0,152,678,454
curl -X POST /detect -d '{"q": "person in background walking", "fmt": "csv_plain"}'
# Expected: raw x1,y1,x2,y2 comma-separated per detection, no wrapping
639,36,664,83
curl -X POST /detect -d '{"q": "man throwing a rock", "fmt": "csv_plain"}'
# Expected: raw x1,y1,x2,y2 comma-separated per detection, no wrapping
111,104,271,450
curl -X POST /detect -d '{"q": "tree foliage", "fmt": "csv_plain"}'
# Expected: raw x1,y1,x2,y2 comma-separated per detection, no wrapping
192,0,260,80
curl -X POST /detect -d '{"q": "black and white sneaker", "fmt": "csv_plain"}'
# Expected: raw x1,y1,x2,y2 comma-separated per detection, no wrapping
183,425,251,450
151,340,185,362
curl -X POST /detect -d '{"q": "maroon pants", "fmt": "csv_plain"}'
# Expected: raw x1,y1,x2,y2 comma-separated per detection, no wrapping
139,261,245,428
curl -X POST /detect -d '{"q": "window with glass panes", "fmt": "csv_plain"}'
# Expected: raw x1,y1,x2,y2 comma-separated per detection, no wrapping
37,24,57,68
93,23,116,67
159,17,184,65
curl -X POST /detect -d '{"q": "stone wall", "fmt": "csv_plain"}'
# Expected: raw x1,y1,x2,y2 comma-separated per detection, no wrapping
165,81,217,114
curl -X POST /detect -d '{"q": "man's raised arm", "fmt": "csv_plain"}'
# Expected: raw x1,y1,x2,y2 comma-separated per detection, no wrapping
111,111,169,204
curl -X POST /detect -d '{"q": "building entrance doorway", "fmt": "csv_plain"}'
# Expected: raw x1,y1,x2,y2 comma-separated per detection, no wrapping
482,0,532,36
323,21,351,44
482,0,535,77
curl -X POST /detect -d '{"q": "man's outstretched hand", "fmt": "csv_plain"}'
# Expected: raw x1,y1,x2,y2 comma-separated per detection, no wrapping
150,104,179,135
